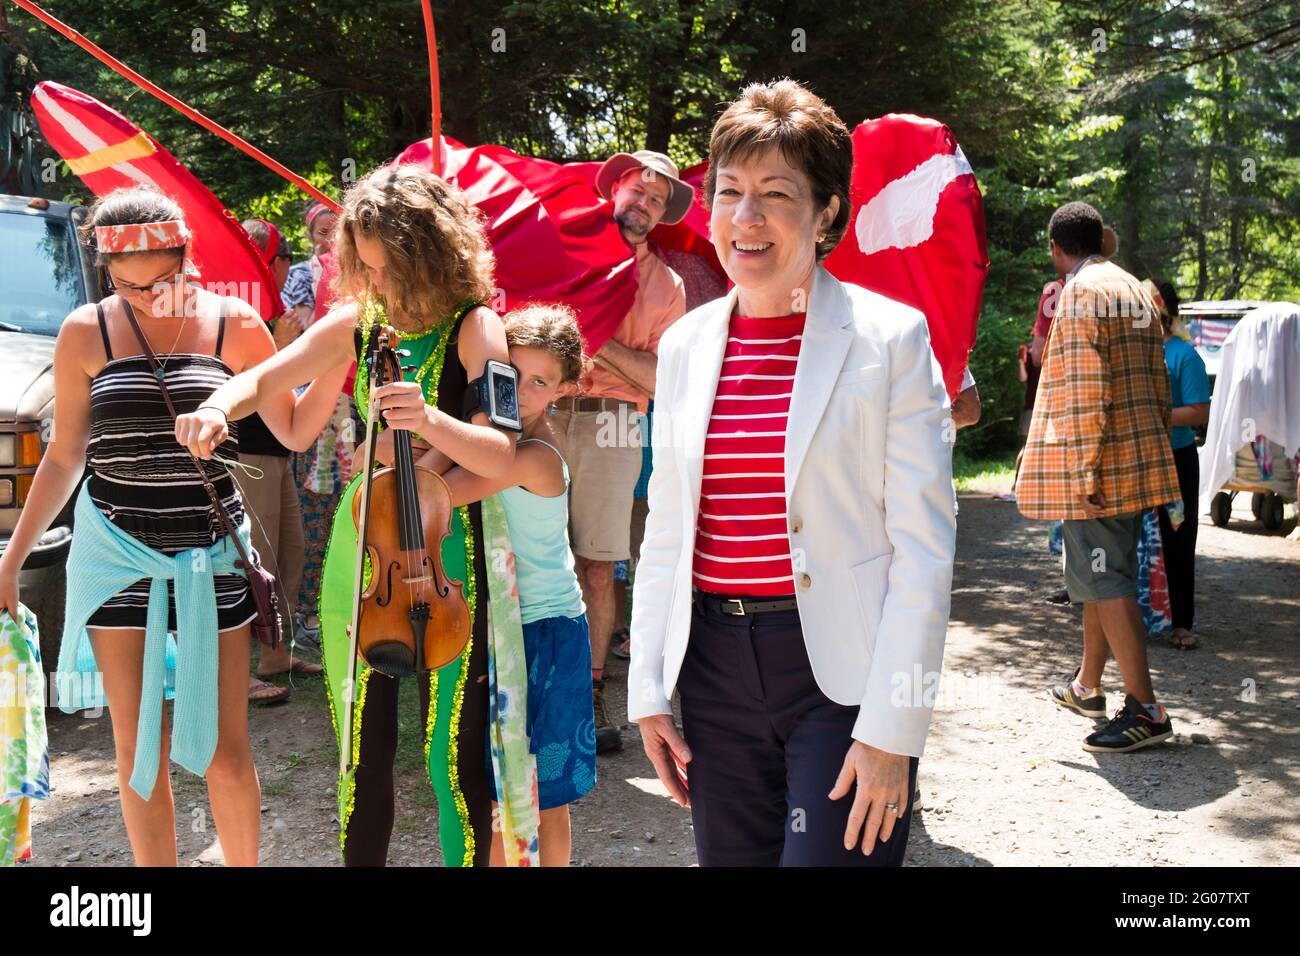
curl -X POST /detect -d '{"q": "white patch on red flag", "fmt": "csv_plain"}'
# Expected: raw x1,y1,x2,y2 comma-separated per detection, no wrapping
854,147,974,255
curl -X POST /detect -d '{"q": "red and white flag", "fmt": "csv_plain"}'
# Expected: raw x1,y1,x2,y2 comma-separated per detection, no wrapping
31,80,282,320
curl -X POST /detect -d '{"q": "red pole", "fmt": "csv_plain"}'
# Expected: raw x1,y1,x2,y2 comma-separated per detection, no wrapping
420,0,442,176
7,0,341,212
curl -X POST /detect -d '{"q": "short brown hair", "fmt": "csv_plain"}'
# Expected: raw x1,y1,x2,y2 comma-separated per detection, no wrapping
503,303,586,384
704,79,853,261
333,164,496,325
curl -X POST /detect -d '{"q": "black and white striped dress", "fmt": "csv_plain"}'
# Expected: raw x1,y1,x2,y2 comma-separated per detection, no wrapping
84,304,257,632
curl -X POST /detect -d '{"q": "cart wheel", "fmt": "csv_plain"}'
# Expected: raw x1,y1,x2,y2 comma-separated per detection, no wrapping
1260,493,1285,531
1251,493,1265,520
1210,492,1233,528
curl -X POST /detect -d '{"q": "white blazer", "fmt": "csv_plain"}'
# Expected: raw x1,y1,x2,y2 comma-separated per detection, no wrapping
628,265,956,758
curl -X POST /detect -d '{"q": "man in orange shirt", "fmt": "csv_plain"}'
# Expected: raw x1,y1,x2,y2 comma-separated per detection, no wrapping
550,150,690,753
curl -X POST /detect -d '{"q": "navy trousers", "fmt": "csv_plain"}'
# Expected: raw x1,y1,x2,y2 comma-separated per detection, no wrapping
677,599,919,867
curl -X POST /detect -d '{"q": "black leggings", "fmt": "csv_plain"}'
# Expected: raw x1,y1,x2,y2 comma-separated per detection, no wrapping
342,613,492,867
1156,444,1200,631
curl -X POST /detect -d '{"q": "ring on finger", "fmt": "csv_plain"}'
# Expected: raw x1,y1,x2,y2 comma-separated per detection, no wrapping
884,802,900,814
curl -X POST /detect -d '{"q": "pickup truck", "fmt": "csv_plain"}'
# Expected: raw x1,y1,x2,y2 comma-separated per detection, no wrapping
0,192,101,671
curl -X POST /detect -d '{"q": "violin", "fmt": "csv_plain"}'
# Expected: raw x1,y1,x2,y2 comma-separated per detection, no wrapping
344,326,470,680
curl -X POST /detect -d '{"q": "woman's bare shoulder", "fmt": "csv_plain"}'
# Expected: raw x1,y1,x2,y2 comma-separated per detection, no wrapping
59,301,101,334
46,304,104,382
455,304,508,369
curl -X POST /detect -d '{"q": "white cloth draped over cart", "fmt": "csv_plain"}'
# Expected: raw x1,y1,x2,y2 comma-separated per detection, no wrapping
1199,304,1300,503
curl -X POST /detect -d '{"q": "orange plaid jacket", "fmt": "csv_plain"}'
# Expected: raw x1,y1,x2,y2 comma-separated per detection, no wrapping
1017,259,1180,520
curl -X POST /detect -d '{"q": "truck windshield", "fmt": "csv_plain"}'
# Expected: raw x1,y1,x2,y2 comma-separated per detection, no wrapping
0,212,83,336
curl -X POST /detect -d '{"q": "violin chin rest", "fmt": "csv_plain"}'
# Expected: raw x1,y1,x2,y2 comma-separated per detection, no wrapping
364,641,416,679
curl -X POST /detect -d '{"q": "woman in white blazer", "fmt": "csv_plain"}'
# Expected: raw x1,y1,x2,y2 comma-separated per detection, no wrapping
628,79,956,866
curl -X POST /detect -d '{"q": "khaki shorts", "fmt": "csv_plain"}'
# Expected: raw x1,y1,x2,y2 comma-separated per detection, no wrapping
549,406,643,561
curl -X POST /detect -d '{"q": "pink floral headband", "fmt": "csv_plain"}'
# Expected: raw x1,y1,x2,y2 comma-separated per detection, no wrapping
94,219,191,254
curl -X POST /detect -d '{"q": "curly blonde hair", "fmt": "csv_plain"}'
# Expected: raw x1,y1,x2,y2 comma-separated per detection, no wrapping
333,164,496,325
504,303,587,384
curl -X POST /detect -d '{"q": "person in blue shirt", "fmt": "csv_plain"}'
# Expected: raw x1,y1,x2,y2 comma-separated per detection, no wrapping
1151,280,1210,648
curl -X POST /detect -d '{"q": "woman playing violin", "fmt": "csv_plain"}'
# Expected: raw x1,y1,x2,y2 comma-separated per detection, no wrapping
178,164,515,866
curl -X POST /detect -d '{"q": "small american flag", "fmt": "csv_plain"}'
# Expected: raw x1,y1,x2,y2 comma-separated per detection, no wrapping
1188,318,1237,350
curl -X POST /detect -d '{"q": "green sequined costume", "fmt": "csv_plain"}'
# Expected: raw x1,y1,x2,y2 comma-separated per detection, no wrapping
320,299,490,866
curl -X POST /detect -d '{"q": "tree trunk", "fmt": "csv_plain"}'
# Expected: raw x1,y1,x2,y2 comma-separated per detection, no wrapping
1194,140,1214,300
1117,114,1144,276
436,0,483,146
1221,59,1244,298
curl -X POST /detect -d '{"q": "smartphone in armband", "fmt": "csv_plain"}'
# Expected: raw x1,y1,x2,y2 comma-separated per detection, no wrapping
462,359,522,432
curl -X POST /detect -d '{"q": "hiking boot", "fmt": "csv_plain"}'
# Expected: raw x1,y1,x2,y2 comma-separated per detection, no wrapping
1082,695,1174,753
592,678,623,754
1049,667,1106,718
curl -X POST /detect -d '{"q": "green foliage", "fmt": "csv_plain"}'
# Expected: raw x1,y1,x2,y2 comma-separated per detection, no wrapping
960,305,1028,460
236,160,340,260
952,448,1018,495
7,0,1299,459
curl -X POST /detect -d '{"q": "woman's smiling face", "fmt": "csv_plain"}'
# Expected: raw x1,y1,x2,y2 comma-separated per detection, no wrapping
710,145,838,313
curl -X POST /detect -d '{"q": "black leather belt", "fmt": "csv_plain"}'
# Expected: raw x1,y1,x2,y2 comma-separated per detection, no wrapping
694,590,799,617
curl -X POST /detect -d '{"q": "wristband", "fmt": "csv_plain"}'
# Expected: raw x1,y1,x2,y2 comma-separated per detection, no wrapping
197,405,229,423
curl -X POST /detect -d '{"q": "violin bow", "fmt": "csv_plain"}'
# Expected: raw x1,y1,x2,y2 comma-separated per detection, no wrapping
338,333,388,779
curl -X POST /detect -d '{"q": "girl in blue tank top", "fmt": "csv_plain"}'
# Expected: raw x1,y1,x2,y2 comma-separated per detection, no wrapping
439,303,594,866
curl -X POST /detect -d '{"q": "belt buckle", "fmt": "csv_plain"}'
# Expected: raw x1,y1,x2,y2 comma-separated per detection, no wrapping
724,597,746,616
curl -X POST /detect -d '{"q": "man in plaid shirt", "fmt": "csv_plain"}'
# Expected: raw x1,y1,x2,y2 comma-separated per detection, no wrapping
1018,201,1181,753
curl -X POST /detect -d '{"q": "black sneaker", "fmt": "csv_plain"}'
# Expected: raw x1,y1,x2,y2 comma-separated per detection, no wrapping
1049,667,1106,718
592,678,623,754
1083,695,1174,753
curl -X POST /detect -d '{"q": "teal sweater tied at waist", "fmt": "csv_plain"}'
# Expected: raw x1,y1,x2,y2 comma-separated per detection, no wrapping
55,479,252,801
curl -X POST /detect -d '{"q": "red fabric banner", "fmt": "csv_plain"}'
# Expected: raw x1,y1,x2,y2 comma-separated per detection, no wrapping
31,80,283,320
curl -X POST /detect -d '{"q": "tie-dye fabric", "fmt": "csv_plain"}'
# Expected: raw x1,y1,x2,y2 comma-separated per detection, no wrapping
480,494,541,866
1,604,49,865
94,218,190,253
1137,510,1173,636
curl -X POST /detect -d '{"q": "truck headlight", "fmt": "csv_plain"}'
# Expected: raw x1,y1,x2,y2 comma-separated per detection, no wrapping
18,431,42,466
0,432,40,467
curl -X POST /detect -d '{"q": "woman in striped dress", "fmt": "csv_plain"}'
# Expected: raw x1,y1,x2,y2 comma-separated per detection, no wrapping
0,186,347,865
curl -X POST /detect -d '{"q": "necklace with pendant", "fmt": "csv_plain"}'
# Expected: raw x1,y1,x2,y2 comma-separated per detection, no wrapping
153,310,190,374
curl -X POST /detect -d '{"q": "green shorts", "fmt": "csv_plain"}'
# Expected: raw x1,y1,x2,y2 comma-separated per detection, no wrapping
1061,511,1143,603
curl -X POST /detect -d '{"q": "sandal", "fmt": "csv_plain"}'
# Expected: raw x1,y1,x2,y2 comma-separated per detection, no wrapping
609,627,631,660
257,658,325,678
1166,628,1199,650
248,677,290,706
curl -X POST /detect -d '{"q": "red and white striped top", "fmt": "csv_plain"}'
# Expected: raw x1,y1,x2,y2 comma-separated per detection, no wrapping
692,312,805,597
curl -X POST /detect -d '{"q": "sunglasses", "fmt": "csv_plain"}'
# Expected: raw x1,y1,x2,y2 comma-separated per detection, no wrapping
105,259,186,296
